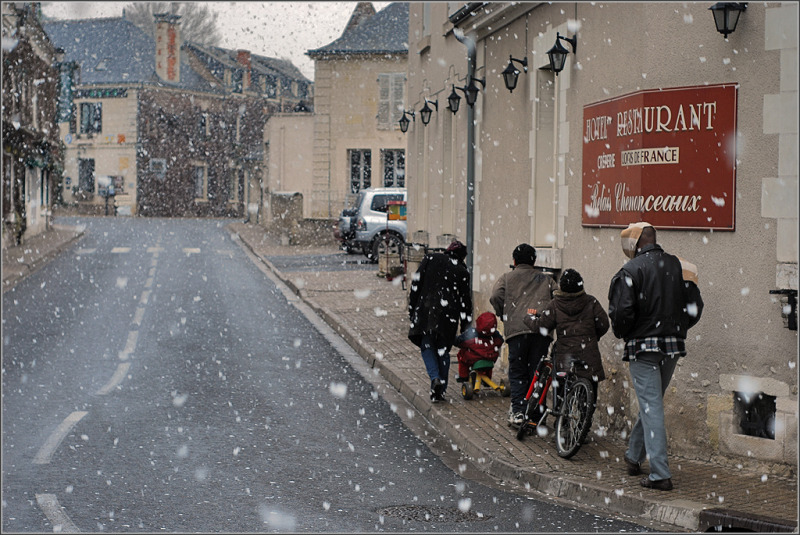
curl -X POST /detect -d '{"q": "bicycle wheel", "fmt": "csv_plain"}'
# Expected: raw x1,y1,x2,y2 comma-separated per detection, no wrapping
555,378,595,459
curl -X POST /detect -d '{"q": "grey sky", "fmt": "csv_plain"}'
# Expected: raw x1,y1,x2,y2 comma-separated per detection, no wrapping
40,2,391,79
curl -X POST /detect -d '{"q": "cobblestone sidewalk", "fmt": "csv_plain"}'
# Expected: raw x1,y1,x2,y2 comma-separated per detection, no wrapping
230,222,798,533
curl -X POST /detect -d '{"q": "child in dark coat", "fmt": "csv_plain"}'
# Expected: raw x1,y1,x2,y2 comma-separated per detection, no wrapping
454,311,504,381
523,269,610,398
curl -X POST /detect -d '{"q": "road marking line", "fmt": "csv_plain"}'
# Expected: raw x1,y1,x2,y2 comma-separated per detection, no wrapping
74,248,96,255
111,247,130,254
148,267,156,277
132,307,145,327
119,330,138,360
183,248,201,255
36,494,80,533
144,277,154,289
33,411,87,465
96,362,131,395
147,247,164,253
150,258,158,267
140,289,151,305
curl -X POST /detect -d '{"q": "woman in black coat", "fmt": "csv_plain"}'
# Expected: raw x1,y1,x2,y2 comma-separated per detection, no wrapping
408,241,472,402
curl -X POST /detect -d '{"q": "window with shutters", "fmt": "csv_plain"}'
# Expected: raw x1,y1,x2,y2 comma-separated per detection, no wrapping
377,73,405,130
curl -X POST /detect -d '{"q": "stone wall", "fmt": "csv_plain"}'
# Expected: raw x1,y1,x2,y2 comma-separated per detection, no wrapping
268,191,337,246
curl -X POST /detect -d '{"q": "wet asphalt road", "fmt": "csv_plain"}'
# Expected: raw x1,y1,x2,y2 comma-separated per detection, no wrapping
2,217,654,532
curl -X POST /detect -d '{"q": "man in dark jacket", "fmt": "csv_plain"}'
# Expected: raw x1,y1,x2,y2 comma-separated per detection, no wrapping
408,241,472,402
490,244,558,426
608,222,703,492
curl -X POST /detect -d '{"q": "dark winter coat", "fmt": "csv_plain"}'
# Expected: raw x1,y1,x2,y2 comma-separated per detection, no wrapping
408,252,472,348
489,264,558,341
523,290,610,381
455,311,504,364
607,243,704,342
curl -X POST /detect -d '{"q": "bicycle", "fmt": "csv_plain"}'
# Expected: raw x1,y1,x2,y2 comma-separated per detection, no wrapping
516,355,597,459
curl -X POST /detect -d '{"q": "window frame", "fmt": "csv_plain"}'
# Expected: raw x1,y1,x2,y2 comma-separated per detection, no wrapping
78,158,95,193
381,149,405,188
192,163,208,201
79,101,102,134
150,159,167,180
228,164,241,203
348,149,372,194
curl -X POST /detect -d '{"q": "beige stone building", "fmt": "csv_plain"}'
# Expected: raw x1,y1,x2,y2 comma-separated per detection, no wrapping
405,2,798,472
2,2,62,245
262,112,315,219
44,14,310,218
307,2,409,218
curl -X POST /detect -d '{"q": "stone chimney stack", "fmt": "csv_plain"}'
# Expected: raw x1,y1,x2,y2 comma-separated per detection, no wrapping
154,13,181,83
237,50,251,91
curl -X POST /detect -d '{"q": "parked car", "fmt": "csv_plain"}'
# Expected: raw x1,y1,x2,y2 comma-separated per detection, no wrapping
334,204,359,253
345,187,406,261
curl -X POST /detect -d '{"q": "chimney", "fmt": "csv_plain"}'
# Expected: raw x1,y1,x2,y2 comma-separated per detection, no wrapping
154,13,181,83
237,50,251,91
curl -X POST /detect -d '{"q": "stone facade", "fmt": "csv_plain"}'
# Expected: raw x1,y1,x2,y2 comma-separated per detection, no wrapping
307,2,409,219
44,13,311,218
262,112,315,219
2,2,62,247
136,88,268,218
406,2,798,471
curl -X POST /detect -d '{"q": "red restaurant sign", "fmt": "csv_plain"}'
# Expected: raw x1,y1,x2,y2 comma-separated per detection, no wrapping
582,83,737,230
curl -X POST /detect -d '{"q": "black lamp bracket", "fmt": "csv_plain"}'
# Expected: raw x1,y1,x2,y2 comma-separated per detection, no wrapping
509,55,528,72
557,32,577,55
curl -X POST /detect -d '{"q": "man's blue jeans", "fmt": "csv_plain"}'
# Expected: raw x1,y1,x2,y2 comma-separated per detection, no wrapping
626,351,679,481
420,335,451,393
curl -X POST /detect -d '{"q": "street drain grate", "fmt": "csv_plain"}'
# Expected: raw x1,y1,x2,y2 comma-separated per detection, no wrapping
377,505,490,522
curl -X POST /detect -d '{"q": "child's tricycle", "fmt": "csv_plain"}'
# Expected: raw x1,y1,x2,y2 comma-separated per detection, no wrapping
461,360,511,400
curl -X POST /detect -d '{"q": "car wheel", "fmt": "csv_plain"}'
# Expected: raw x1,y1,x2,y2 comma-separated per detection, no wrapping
371,233,403,261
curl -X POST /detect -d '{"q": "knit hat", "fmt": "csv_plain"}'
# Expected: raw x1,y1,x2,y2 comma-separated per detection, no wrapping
475,311,497,336
559,268,584,293
620,222,654,259
513,243,537,266
678,257,699,285
445,240,467,261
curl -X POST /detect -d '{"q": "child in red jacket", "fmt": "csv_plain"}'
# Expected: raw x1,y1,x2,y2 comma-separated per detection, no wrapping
455,311,504,381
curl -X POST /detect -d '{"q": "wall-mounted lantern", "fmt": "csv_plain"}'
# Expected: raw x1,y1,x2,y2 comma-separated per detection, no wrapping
420,98,438,125
502,55,528,93
710,2,747,39
398,110,415,133
546,32,577,76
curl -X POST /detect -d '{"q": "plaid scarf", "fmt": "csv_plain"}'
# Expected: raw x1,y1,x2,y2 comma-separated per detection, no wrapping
624,336,686,360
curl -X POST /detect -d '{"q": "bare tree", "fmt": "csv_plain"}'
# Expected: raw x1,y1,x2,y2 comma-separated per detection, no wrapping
124,2,221,47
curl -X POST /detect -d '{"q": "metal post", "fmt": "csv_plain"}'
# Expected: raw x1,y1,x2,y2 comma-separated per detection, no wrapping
454,29,476,277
